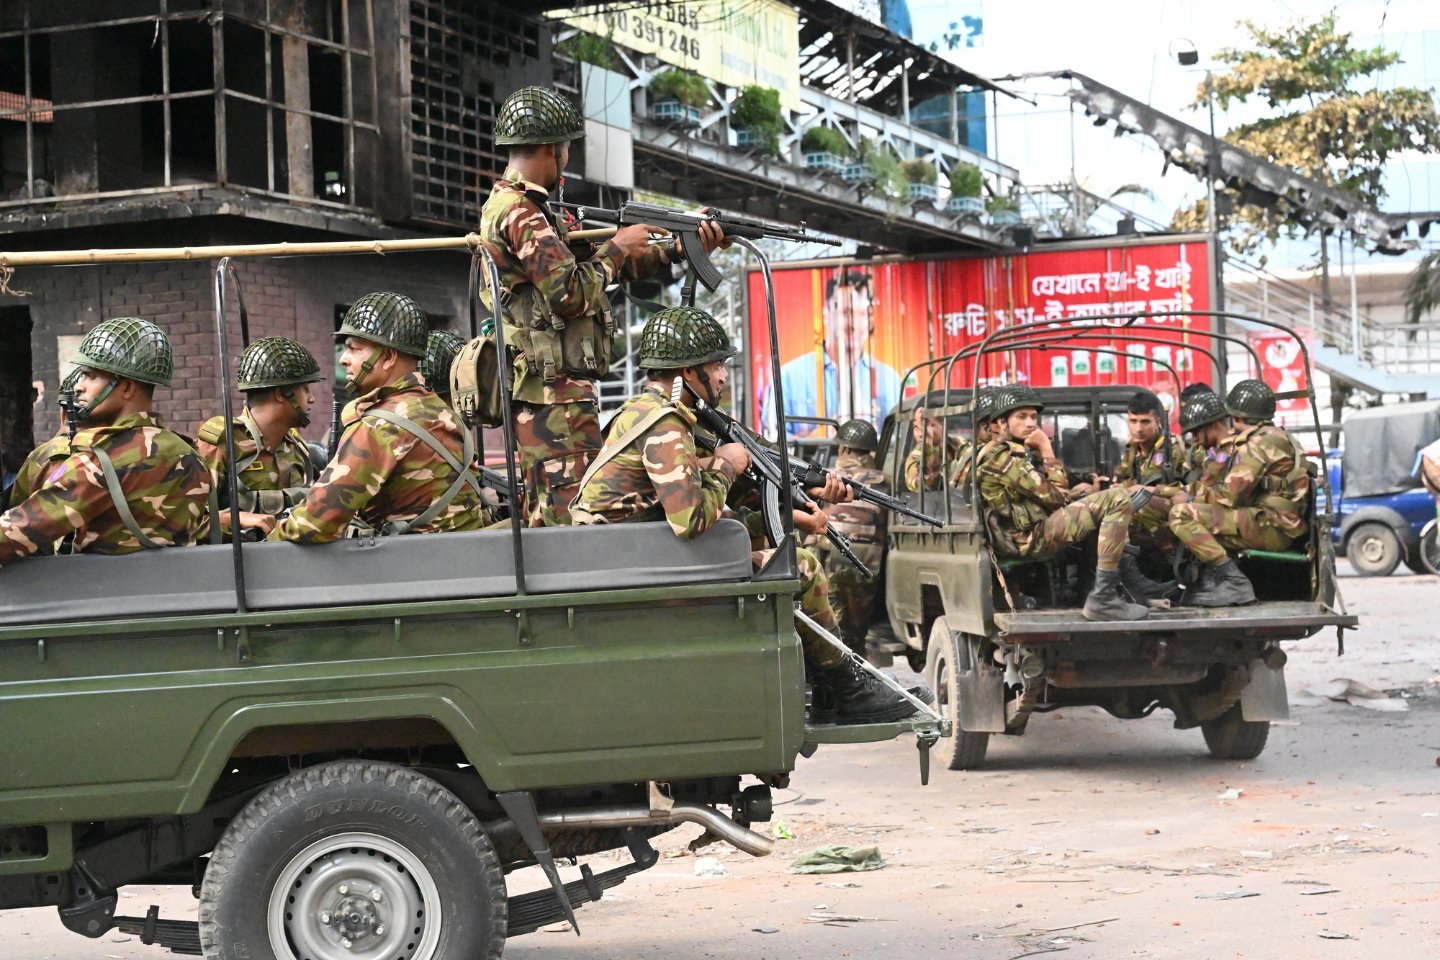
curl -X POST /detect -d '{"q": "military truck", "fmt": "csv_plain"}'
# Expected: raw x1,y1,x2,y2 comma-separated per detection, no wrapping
876,314,1356,770
0,248,944,959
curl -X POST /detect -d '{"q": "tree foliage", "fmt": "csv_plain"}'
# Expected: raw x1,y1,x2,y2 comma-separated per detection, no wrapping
1406,251,1440,325
1171,13,1440,256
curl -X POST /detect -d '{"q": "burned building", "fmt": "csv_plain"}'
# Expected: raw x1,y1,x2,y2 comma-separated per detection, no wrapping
0,0,557,458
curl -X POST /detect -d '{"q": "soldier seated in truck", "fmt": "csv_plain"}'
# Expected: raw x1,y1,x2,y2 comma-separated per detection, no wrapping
196,337,324,538
976,383,1171,622
1169,380,1310,607
1107,389,1185,601
816,419,889,654
0,317,212,570
572,306,926,724
903,387,997,492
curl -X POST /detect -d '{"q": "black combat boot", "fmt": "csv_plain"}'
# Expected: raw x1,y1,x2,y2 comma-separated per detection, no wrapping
811,659,934,725
1082,568,1150,622
1183,559,1256,607
1120,544,1178,603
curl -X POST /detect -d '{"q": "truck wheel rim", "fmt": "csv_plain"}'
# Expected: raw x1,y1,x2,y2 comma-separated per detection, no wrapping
268,831,442,960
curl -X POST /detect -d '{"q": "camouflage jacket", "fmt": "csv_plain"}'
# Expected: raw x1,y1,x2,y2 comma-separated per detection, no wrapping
977,438,1071,549
570,386,737,538
903,436,980,492
7,433,71,506
1196,422,1310,536
1115,433,1186,486
0,412,211,568
269,373,487,544
480,169,670,406
824,451,888,544
195,408,314,507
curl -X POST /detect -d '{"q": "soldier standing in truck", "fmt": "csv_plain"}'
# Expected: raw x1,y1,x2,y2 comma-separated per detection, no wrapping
0,318,211,569
476,85,724,527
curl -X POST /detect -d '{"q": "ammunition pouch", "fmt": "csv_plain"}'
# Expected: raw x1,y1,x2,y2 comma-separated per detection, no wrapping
509,284,615,383
450,334,508,428
233,485,312,517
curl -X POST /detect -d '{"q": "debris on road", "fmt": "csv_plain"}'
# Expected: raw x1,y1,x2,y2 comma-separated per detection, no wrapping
771,819,795,839
1195,891,1260,900
752,925,779,934
1217,787,1244,801
1318,930,1356,940
1309,678,1410,712
787,844,887,874
693,857,728,877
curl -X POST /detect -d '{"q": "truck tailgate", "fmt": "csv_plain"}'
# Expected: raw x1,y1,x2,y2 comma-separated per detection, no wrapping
994,601,1356,641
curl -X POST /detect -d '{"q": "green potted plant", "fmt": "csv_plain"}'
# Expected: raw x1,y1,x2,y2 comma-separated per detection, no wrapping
730,85,782,155
947,163,984,216
800,126,850,174
864,148,906,202
843,137,876,184
901,158,938,203
649,69,710,127
987,192,1021,226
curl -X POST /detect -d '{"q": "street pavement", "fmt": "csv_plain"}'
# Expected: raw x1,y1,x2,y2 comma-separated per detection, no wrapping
7,563,1438,959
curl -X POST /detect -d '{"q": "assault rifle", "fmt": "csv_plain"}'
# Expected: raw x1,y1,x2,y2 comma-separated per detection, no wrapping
555,201,839,293
688,393,874,581
766,451,944,527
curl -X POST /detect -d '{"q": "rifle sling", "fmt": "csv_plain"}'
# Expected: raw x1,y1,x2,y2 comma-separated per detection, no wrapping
575,405,678,496
360,407,482,536
90,446,164,550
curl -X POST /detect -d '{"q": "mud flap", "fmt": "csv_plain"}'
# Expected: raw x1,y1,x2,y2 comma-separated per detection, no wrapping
959,657,1007,734
1239,659,1290,722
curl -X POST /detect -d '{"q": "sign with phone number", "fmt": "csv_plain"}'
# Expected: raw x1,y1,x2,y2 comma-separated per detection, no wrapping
560,1,801,111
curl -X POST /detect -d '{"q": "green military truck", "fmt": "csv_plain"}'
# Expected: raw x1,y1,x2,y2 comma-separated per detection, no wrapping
0,247,944,960
875,317,1356,770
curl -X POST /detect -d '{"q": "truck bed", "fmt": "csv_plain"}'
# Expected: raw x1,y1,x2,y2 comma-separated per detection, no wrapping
994,601,1356,640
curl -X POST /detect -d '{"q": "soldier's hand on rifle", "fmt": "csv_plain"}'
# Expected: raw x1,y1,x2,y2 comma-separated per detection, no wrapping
793,501,829,536
613,223,668,260
695,209,731,252
807,472,852,504
239,511,278,536
712,441,752,476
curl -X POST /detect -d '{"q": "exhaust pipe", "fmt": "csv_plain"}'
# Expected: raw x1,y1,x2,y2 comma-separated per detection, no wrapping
538,802,774,857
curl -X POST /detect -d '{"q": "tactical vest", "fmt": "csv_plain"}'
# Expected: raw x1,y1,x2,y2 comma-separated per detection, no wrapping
197,419,314,517
977,441,1051,550
1244,424,1310,515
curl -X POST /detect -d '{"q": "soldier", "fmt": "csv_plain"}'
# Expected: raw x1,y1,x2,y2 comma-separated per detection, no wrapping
904,387,997,492
1176,382,1216,482
194,337,324,537
0,318,212,569
421,330,466,404
1109,389,1185,599
571,306,925,724
476,85,724,527
1169,380,1310,606
976,384,1164,621
820,419,889,653
7,367,81,509
269,292,487,544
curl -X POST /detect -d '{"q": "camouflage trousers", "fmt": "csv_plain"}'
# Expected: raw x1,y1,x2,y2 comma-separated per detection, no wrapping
822,542,885,654
754,544,845,669
1128,487,1178,553
1168,502,1296,566
1008,486,1133,571
512,400,600,527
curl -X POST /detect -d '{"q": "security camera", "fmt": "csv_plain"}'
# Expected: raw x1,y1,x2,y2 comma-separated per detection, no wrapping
1177,49,1199,66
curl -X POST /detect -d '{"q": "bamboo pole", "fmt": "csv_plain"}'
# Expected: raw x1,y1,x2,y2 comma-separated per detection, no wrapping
0,233,486,268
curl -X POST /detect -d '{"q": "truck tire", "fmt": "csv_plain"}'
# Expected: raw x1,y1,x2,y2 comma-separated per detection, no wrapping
926,619,991,771
1421,520,1440,576
1346,522,1401,577
198,761,506,960
1200,704,1270,760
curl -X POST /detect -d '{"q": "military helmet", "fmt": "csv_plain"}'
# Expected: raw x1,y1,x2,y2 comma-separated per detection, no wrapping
837,418,879,453
494,86,586,146
336,292,429,357
420,330,466,395
638,306,737,370
1180,389,1229,433
74,317,174,387
1226,378,1276,421
57,366,82,401
237,337,323,391
989,383,1044,421
974,386,999,425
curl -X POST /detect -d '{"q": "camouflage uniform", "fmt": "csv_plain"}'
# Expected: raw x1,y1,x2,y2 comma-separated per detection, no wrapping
8,434,71,507
269,373,488,544
821,450,889,653
977,439,1134,571
1114,433,1187,537
0,413,211,568
480,169,672,526
195,408,315,517
903,437,976,492
1169,422,1310,564
571,385,845,669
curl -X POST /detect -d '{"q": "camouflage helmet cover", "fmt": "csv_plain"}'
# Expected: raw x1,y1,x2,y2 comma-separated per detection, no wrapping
420,330,466,394
836,418,879,453
494,86,586,146
237,337,323,390
1226,378,1276,421
74,317,174,387
639,306,737,370
1180,389,1229,433
336,292,429,357
989,383,1044,421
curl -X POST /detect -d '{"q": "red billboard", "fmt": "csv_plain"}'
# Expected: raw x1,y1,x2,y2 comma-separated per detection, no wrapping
748,238,1213,435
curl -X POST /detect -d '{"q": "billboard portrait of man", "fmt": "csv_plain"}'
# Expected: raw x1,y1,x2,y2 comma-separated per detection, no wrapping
761,269,902,435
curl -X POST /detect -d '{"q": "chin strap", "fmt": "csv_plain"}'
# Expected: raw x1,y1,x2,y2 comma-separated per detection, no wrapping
282,387,311,428
347,347,382,395
73,374,118,424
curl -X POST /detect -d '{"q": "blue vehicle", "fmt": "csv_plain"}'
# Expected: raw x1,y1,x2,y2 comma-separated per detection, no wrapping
1328,400,1440,577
